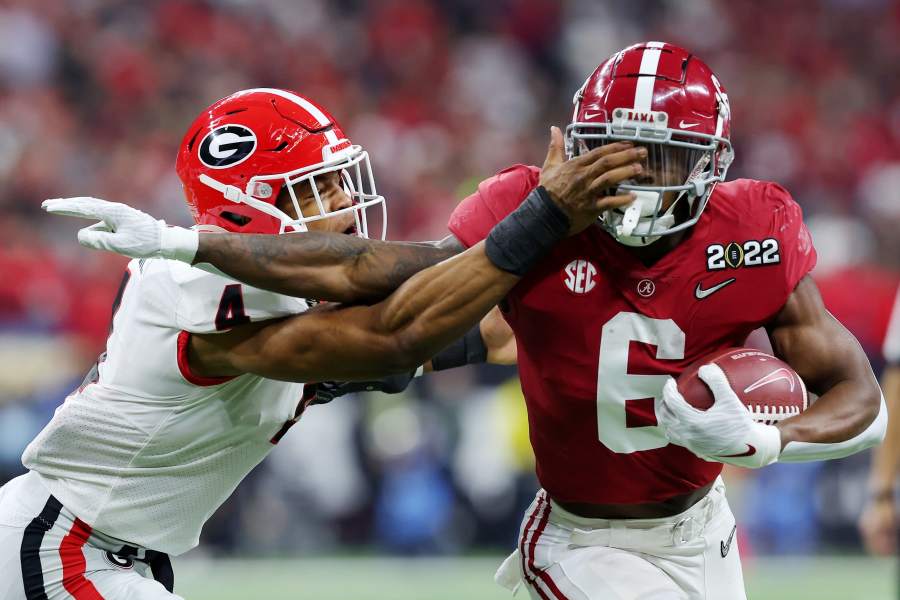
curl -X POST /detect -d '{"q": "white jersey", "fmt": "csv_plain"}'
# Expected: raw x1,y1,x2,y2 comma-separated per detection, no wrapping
884,282,900,365
22,258,309,555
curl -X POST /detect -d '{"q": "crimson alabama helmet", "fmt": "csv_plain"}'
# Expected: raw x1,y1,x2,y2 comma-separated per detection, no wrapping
176,88,386,238
566,42,733,246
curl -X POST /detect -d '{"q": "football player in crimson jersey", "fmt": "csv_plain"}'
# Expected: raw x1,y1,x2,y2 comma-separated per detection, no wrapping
45,44,886,599
7,86,643,600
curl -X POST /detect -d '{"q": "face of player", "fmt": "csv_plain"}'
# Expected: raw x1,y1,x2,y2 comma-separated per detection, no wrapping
276,171,357,234
628,143,701,213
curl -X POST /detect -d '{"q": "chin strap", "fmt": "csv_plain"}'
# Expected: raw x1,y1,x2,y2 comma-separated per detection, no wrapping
198,174,306,233
610,190,678,246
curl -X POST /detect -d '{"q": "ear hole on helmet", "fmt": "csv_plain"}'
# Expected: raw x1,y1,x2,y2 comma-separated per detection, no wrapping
220,211,251,226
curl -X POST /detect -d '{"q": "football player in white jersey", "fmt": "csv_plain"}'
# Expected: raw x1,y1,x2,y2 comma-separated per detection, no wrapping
2,87,647,599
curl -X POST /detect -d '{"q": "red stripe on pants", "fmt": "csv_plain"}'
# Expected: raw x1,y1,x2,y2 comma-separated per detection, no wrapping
520,496,552,600
519,494,572,600
59,518,105,600
529,501,570,600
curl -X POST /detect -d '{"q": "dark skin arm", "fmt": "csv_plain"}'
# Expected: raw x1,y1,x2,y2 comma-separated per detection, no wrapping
768,275,882,447
190,129,646,381
194,234,462,304
190,238,519,380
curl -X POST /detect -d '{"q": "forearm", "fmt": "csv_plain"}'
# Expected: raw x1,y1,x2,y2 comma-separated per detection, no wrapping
194,232,457,303
778,391,886,462
374,241,518,365
776,376,883,447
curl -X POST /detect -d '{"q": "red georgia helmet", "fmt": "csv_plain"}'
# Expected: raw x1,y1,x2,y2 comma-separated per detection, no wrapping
566,42,733,246
176,88,386,238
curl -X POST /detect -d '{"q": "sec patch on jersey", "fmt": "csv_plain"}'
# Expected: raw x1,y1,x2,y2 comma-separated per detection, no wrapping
677,348,809,424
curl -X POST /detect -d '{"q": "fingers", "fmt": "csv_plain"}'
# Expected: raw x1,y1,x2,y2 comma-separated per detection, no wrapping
593,192,636,213
77,223,115,250
589,162,643,194
585,145,647,179
697,364,733,396
43,197,117,221
661,377,703,417
542,126,565,170
573,140,635,165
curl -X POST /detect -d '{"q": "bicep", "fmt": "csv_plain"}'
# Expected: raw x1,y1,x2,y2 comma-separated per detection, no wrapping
190,304,410,383
766,276,872,394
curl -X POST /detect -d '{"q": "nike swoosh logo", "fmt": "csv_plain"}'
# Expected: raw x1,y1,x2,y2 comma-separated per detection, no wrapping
695,278,736,299
744,368,796,394
679,120,700,129
583,111,603,120
719,444,756,458
720,524,737,558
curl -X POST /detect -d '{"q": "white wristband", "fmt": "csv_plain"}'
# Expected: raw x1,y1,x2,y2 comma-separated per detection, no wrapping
159,225,200,263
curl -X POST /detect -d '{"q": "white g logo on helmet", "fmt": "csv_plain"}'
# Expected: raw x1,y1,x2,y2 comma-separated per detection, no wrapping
198,125,257,169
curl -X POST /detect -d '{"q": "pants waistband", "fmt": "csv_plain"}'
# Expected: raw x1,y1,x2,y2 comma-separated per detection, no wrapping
547,478,725,548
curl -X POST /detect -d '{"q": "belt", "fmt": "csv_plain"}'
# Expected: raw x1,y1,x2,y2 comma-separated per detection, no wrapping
552,486,719,549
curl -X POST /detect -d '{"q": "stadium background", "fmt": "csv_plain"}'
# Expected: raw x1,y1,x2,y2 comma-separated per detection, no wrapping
0,0,897,598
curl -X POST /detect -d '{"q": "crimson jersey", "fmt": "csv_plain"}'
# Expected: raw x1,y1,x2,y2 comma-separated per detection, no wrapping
449,165,817,504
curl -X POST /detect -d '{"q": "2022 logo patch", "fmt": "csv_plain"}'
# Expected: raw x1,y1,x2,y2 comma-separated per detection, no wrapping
707,239,780,271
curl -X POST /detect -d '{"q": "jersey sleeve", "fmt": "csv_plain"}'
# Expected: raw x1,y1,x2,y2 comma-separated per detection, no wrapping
167,261,308,334
447,164,541,248
765,182,817,298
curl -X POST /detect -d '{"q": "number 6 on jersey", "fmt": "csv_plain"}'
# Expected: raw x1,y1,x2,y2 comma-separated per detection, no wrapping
596,312,685,453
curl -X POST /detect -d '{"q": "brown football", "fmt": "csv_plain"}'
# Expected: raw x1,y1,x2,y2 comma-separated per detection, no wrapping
676,347,809,425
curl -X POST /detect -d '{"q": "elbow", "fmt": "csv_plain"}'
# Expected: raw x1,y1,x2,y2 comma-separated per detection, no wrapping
853,386,887,451
864,390,888,449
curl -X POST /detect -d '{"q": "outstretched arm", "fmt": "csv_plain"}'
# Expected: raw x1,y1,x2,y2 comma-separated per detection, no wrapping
191,238,518,381
192,234,464,303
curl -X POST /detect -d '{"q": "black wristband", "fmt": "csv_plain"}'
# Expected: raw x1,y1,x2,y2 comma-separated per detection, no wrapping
431,325,489,371
485,186,570,276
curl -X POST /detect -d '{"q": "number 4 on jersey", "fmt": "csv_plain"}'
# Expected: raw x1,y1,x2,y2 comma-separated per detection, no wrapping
215,284,251,331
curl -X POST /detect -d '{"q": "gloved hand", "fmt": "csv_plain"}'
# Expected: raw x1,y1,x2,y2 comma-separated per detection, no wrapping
656,364,782,468
313,372,417,404
42,197,198,262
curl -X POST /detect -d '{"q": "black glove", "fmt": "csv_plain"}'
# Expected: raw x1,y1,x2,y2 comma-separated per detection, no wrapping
311,371,417,404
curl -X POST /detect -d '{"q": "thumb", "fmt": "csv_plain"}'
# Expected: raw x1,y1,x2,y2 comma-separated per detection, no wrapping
77,223,115,251
542,126,565,170
661,377,702,417
698,364,734,399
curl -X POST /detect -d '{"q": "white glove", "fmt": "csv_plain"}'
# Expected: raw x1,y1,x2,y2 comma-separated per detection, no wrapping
656,364,782,468
42,197,198,262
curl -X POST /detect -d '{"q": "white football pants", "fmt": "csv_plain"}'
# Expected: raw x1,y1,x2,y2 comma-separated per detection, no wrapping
0,471,183,600
496,478,746,600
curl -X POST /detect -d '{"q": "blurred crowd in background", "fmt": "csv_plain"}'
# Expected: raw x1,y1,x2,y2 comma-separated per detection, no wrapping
1,0,899,558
